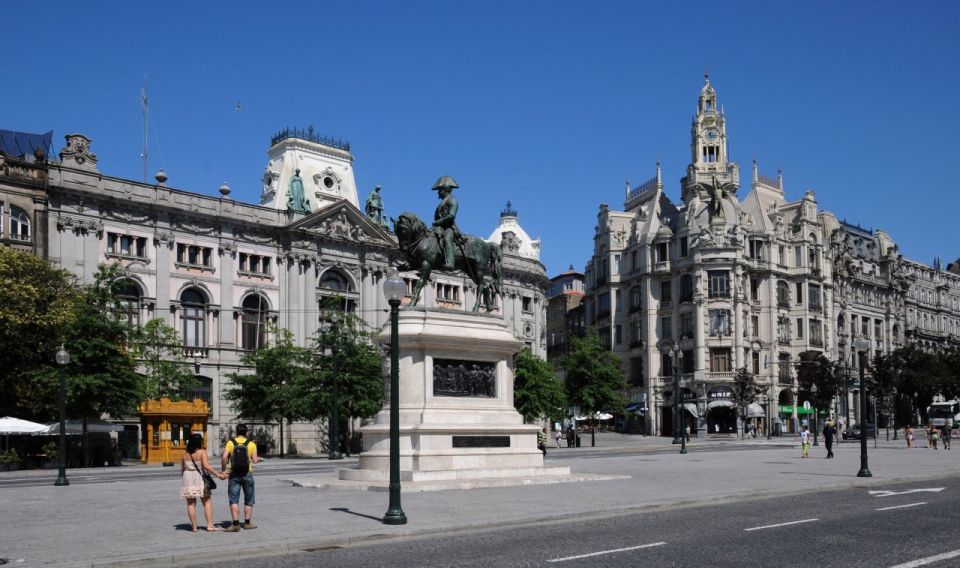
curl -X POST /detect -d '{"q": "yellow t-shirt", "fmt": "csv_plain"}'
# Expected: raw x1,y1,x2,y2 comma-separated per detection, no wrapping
224,436,257,474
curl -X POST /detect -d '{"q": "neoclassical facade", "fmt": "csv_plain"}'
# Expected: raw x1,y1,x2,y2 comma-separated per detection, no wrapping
582,77,960,437
0,127,547,456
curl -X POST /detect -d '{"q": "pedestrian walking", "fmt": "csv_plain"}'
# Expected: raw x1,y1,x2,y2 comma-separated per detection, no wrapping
180,433,227,532
905,424,914,449
942,423,952,450
822,420,837,459
538,427,548,456
221,424,261,532
554,429,562,448
800,425,810,458
930,424,939,450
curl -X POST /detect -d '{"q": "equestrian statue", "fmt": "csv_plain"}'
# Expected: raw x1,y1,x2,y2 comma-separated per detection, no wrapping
393,176,503,312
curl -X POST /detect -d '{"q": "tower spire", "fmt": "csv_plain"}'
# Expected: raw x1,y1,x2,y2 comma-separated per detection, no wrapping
752,157,758,183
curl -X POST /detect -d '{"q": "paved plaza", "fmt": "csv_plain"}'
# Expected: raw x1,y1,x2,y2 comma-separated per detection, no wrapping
1,432,957,567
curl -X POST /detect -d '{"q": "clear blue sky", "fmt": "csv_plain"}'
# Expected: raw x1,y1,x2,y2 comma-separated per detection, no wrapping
6,1,958,274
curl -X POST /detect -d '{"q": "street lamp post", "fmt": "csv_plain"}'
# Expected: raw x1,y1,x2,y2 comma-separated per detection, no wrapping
382,267,408,525
766,392,772,440
670,345,686,454
54,346,70,487
811,383,819,447
326,313,342,460
854,336,872,477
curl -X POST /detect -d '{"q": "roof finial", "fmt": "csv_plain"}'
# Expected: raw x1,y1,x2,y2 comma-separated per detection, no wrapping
704,68,710,84
656,160,662,187
752,158,758,183
500,200,518,219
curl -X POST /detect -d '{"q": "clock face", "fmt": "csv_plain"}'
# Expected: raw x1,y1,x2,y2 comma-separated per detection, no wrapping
704,129,719,142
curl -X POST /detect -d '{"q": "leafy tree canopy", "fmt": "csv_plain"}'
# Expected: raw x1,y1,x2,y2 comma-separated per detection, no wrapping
513,348,568,423
132,318,198,401
562,330,627,416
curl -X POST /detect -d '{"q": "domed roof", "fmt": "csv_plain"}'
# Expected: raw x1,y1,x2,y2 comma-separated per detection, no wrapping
487,201,541,261
655,224,674,240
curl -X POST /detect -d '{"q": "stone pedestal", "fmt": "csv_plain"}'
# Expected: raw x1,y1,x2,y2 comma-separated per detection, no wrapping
340,308,567,482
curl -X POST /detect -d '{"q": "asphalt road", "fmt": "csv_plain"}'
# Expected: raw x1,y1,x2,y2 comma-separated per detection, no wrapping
210,477,960,568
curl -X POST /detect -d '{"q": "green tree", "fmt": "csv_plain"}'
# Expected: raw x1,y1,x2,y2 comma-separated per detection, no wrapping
132,318,198,401
513,348,568,423
562,330,627,446
306,313,385,452
796,351,842,418
0,247,78,418
225,328,311,457
22,265,142,466
730,367,759,439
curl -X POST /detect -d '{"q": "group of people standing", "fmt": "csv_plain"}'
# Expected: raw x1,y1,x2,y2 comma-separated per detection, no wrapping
179,423,262,533
799,420,838,459
904,423,953,450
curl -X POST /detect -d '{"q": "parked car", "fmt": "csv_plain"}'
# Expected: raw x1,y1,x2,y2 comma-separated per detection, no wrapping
843,423,877,440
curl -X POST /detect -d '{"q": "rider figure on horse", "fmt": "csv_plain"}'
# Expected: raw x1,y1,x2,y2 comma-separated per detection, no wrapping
432,176,460,270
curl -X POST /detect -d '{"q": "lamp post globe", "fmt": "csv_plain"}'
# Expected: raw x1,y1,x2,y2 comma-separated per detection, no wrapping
382,267,407,525
854,336,872,477
54,346,70,487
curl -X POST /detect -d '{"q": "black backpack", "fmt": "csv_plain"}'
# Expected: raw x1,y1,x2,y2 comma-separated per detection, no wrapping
230,438,250,477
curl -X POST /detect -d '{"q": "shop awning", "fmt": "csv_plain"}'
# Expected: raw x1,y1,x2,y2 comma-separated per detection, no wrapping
707,399,734,410
625,402,646,414
747,402,765,418
683,403,699,416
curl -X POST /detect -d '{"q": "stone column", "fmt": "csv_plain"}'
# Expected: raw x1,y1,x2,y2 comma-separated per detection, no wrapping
218,241,236,348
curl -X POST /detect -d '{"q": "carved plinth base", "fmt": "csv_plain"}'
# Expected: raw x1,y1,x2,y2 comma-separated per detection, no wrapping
340,309,566,482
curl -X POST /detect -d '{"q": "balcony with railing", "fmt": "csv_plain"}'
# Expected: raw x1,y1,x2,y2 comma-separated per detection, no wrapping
707,371,734,382
708,290,731,299
653,261,671,274
808,302,823,313
183,347,208,359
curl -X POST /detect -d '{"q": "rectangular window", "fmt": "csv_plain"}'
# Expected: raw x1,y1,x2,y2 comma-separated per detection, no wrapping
749,240,765,260
751,315,760,338
750,278,760,301
598,293,610,318
522,296,533,313
239,253,272,276
779,245,786,266
808,283,822,310
874,318,883,339
630,357,644,386
613,254,621,275
708,271,730,298
661,316,673,341
810,319,823,347
615,290,622,313
631,250,638,272
177,243,214,268
709,348,731,373
661,353,672,377
631,319,642,345
630,286,643,312
795,246,803,267
107,232,148,259
778,317,790,344
709,309,730,336
752,351,761,375
796,318,804,339
680,313,694,338
796,282,803,305
680,237,688,258
614,324,622,345
660,280,672,304
861,317,869,337
680,275,694,302
656,243,669,263
682,351,694,374
851,314,857,336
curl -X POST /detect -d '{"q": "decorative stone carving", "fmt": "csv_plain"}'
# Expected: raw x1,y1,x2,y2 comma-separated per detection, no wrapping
234,228,276,244
173,216,218,235
101,205,153,225
317,212,366,241
56,214,103,236
59,134,98,171
500,231,521,253
432,359,496,398
153,230,175,248
218,241,238,257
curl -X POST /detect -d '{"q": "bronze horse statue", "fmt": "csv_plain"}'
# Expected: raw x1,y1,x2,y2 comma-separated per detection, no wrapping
393,212,502,312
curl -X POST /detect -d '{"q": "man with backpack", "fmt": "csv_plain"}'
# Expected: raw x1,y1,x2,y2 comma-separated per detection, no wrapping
221,424,261,532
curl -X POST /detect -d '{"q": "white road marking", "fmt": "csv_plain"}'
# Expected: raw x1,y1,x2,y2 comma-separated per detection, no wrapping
744,518,818,532
876,502,927,511
547,542,667,562
869,488,945,497
887,548,960,568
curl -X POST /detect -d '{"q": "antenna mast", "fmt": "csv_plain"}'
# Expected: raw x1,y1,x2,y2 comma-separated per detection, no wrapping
140,75,148,183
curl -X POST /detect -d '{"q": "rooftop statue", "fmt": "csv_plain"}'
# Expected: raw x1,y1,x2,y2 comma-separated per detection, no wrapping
394,176,503,312
286,169,310,213
364,185,389,228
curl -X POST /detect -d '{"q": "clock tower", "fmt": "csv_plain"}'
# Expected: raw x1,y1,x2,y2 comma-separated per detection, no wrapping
682,73,740,201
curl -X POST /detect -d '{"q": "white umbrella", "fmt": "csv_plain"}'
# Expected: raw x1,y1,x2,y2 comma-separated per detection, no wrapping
594,412,613,420
0,416,48,434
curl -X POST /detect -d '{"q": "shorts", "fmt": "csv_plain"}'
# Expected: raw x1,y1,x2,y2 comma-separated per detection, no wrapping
228,473,255,506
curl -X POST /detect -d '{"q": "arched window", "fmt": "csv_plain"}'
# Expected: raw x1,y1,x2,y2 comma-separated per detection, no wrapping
10,206,30,241
114,279,143,327
180,288,206,350
837,313,845,334
318,269,357,314
776,281,790,308
241,294,269,351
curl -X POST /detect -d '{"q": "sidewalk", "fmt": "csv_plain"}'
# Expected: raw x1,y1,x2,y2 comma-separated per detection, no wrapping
0,432,954,568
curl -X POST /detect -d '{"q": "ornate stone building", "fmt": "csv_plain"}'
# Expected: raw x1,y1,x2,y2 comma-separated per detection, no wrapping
583,77,960,438
1,127,547,455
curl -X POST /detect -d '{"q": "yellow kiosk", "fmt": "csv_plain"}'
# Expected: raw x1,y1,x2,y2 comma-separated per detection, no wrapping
139,398,210,465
